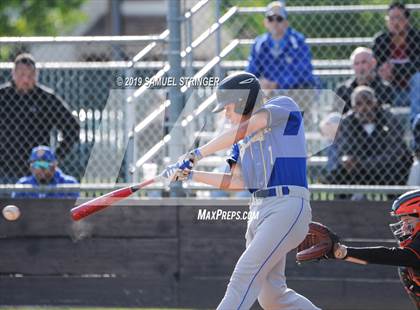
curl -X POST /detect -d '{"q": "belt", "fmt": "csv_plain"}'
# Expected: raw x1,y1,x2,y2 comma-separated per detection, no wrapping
251,185,310,201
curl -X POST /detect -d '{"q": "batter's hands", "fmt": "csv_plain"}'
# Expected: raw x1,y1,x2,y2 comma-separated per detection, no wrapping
175,167,192,181
160,159,192,182
187,148,203,165
174,158,193,181
177,148,203,166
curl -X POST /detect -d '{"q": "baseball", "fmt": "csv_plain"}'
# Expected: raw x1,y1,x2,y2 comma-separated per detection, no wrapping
2,205,21,221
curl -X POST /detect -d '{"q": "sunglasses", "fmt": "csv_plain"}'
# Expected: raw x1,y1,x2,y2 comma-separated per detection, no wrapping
267,15,284,23
31,160,53,169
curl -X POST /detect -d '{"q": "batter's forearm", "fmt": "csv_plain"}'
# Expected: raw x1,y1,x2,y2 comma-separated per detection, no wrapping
198,111,268,157
191,171,244,190
199,124,248,157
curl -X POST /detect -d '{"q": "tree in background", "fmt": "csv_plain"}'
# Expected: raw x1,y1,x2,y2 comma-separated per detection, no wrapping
0,0,87,60
0,0,87,36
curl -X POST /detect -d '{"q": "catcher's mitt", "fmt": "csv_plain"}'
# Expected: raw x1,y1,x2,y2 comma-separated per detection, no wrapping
296,222,340,263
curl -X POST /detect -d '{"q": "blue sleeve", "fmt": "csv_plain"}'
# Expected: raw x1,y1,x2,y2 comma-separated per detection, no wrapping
256,98,297,128
11,191,19,198
12,178,33,198
67,192,80,198
246,41,261,78
226,143,240,169
295,39,316,87
64,177,79,184
11,192,36,198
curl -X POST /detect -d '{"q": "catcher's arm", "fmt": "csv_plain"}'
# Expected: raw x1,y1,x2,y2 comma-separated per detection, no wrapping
336,245,420,268
297,222,420,268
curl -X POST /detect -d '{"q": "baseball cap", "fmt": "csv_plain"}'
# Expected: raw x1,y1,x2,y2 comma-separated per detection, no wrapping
14,53,36,68
265,1,288,19
351,85,376,107
29,145,56,162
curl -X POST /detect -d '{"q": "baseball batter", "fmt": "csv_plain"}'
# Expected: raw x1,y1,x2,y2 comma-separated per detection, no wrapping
172,72,320,309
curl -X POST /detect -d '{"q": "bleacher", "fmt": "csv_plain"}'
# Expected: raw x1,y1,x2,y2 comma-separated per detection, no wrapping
0,2,418,192
188,3,419,187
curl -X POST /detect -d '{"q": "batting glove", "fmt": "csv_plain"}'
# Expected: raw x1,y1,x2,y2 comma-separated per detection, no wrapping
160,159,192,182
187,148,203,165
175,167,193,182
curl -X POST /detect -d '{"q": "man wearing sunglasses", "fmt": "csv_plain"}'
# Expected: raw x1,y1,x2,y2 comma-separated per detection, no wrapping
246,1,316,92
12,146,79,198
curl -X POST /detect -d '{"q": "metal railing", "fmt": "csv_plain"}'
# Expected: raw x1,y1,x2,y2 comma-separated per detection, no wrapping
237,4,420,14
0,35,164,44
1,183,418,195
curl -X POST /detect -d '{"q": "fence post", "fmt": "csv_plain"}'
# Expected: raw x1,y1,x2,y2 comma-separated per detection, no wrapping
110,0,123,60
167,0,185,197
215,0,222,79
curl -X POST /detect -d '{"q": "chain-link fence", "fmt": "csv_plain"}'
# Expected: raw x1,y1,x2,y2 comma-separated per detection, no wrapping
0,37,168,189
210,1,420,189
0,1,419,197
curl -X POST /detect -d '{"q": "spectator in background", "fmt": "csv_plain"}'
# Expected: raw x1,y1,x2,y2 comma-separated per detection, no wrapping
0,53,80,184
408,114,420,186
246,1,316,92
336,47,393,113
373,2,420,122
12,146,79,198
319,112,341,176
325,86,412,187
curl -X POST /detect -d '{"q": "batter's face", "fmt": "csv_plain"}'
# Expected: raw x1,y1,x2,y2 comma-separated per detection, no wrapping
386,8,409,35
352,52,376,82
13,64,37,93
224,103,247,125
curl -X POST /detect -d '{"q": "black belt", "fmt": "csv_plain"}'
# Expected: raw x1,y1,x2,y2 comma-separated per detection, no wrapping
252,186,290,199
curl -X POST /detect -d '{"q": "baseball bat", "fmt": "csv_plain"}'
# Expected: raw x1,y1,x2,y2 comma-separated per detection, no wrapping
71,118,207,221
70,158,193,221
70,177,156,221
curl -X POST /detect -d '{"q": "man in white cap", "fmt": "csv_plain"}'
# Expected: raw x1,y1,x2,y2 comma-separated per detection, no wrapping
336,47,393,113
246,1,316,92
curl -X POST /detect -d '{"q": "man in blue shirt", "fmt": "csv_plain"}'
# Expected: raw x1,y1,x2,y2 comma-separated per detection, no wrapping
12,146,79,198
246,1,316,91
